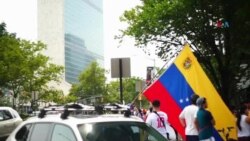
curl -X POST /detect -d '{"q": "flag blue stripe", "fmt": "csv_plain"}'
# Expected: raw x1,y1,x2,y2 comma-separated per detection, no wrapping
213,128,223,141
159,64,194,109
159,64,223,141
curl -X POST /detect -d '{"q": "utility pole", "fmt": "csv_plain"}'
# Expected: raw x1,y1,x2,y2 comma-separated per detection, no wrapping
111,58,131,104
119,59,123,104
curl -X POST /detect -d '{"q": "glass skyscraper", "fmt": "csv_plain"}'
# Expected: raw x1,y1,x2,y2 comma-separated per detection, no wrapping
38,0,104,85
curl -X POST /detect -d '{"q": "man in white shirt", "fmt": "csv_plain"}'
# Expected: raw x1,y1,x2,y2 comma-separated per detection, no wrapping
146,100,169,139
179,94,199,141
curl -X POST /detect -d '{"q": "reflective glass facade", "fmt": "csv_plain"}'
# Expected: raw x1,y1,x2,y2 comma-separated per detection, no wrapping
64,0,104,83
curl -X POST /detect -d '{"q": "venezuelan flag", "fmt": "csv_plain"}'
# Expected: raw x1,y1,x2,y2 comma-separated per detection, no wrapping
143,44,236,140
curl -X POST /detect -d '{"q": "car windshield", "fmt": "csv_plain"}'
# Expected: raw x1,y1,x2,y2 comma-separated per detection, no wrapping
77,121,167,141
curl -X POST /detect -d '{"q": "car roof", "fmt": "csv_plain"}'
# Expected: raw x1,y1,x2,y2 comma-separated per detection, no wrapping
0,107,15,110
21,114,144,126
0,107,22,119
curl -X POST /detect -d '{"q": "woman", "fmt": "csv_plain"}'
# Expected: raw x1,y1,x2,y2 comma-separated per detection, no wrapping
237,104,250,141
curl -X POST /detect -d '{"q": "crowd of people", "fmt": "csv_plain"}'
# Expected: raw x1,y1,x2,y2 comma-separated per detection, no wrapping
132,95,250,141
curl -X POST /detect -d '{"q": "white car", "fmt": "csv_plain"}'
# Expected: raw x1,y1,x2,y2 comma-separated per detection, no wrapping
0,107,23,138
6,109,168,141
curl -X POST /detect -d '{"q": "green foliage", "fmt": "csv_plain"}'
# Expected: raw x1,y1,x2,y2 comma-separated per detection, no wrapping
104,77,143,104
0,97,12,107
0,24,23,93
120,0,250,106
103,80,120,103
39,89,64,103
20,40,64,93
70,62,107,101
40,89,77,105
63,94,78,104
0,22,64,108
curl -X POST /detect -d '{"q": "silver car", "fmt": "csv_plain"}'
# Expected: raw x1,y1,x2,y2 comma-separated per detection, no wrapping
6,110,168,141
0,107,23,138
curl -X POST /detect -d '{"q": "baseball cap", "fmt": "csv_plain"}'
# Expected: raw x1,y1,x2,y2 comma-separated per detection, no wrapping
196,97,206,108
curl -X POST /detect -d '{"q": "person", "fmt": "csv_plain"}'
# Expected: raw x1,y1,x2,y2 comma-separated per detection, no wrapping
194,97,215,141
145,106,153,121
179,94,200,141
146,100,169,139
236,104,250,141
230,105,238,117
136,108,144,120
142,109,147,121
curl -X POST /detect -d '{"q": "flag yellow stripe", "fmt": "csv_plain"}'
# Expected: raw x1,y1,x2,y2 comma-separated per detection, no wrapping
174,44,237,140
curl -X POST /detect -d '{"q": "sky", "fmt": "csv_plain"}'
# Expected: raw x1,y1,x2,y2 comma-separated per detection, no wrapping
0,0,37,40
0,0,164,81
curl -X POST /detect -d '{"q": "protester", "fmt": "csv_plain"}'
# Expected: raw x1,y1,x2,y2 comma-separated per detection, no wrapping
145,106,153,121
230,105,238,117
179,94,199,141
146,100,169,139
236,104,250,141
137,108,144,120
142,109,147,121
243,100,250,110
194,97,215,141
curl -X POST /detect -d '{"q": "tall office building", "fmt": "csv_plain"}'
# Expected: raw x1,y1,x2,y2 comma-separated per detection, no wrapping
37,0,104,91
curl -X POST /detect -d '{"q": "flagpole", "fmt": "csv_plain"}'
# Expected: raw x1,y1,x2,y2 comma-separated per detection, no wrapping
131,44,185,104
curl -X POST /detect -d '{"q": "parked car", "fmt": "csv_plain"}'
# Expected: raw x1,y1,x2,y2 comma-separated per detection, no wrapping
6,109,168,141
0,107,23,139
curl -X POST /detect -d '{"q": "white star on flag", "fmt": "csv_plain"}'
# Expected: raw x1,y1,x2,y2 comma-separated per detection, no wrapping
179,99,183,103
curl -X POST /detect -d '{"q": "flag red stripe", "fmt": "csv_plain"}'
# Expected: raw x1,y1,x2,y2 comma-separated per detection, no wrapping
144,80,185,139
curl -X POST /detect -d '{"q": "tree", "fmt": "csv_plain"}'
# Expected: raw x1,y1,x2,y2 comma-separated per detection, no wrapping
39,89,65,105
70,61,107,102
0,23,24,106
0,98,12,107
104,80,120,103
20,40,64,110
104,77,147,107
0,23,64,109
120,0,250,106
